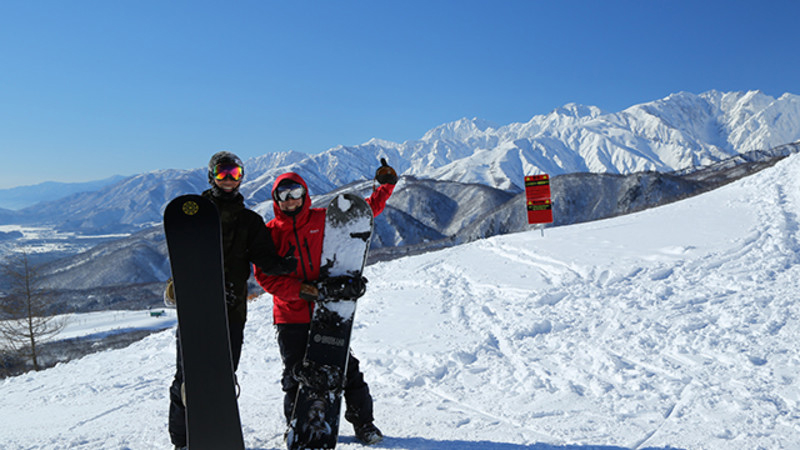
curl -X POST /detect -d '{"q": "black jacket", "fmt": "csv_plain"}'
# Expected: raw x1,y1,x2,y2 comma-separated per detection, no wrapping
202,189,287,323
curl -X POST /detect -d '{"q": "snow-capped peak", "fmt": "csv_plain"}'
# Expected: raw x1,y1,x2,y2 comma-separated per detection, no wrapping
550,102,604,119
421,117,499,142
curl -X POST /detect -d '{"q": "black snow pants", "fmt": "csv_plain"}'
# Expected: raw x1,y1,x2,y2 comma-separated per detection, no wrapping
276,323,374,427
168,318,245,447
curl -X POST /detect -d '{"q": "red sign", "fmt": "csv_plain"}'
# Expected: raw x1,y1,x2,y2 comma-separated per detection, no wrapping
527,199,553,224
525,175,551,201
525,175,553,224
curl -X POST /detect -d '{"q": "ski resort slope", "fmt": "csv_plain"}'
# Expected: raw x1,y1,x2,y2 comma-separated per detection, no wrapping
2,154,800,449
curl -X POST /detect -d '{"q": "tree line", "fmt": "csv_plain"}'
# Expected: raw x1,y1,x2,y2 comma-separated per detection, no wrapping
1,251,67,376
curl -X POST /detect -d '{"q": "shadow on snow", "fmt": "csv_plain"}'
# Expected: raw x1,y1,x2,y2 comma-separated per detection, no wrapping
245,435,686,450
339,435,686,450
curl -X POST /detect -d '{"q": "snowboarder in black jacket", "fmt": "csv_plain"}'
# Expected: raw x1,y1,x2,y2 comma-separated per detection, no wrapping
166,151,296,449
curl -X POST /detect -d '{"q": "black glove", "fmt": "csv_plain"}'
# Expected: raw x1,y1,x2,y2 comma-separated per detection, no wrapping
375,158,398,185
260,244,297,276
318,275,368,300
278,244,298,274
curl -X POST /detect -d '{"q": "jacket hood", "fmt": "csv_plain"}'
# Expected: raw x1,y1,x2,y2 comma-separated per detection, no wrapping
271,172,312,223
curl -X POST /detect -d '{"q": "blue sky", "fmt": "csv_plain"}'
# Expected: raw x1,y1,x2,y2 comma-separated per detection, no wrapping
1,0,799,189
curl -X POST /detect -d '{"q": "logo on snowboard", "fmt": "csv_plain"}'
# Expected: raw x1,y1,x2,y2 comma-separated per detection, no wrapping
313,334,346,347
182,201,200,216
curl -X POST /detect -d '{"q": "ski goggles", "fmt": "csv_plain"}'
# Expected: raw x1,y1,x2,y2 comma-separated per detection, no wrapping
275,183,305,202
213,163,243,181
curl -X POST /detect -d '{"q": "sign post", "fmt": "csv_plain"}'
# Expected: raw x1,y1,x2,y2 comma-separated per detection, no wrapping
525,175,553,236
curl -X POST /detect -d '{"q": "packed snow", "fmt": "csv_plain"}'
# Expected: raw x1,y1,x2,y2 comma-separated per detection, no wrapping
2,154,800,449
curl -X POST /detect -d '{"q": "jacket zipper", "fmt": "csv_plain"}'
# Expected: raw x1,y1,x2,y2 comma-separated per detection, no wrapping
292,216,308,281
291,216,315,322
304,239,313,272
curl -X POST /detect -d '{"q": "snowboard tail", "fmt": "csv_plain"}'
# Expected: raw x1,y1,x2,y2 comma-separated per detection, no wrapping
287,193,374,450
164,194,244,450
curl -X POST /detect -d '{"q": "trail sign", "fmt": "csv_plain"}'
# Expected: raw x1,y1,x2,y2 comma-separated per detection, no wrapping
525,174,551,200
525,175,553,225
527,199,553,224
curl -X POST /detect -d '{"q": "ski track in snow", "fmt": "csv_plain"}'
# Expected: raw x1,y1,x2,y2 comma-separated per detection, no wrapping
3,155,800,449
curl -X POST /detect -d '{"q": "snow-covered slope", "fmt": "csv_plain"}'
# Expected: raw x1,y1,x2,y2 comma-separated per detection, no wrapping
2,152,799,448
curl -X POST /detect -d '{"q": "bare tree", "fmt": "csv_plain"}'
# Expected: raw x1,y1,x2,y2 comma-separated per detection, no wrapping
0,251,67,371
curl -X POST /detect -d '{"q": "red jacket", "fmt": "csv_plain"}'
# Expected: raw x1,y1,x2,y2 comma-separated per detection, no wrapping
254,172,394,324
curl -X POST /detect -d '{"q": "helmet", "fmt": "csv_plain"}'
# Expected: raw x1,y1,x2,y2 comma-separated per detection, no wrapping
208,151,244,183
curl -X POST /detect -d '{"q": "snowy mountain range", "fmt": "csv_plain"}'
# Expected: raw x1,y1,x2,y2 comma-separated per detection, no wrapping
3,90,800,231
2,90,800,311
13,141,793,301
0,176,125,210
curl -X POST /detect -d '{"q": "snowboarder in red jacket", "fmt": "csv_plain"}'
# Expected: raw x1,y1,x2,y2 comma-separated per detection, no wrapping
255,159,397,445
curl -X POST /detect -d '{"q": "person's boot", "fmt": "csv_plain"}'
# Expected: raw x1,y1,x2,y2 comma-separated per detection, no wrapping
354,421,383,445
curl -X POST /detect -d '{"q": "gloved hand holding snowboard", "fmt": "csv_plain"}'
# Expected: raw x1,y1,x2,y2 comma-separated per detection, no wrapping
299,276,368,302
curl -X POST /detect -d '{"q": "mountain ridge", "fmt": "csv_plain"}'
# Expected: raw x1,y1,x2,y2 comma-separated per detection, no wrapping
24,145,799,315
2,90,800,312
4,90,799,235
0,176,126,210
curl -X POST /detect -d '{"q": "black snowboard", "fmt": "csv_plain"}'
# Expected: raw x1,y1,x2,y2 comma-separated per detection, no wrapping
164,194,245,450
286,193,374,450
